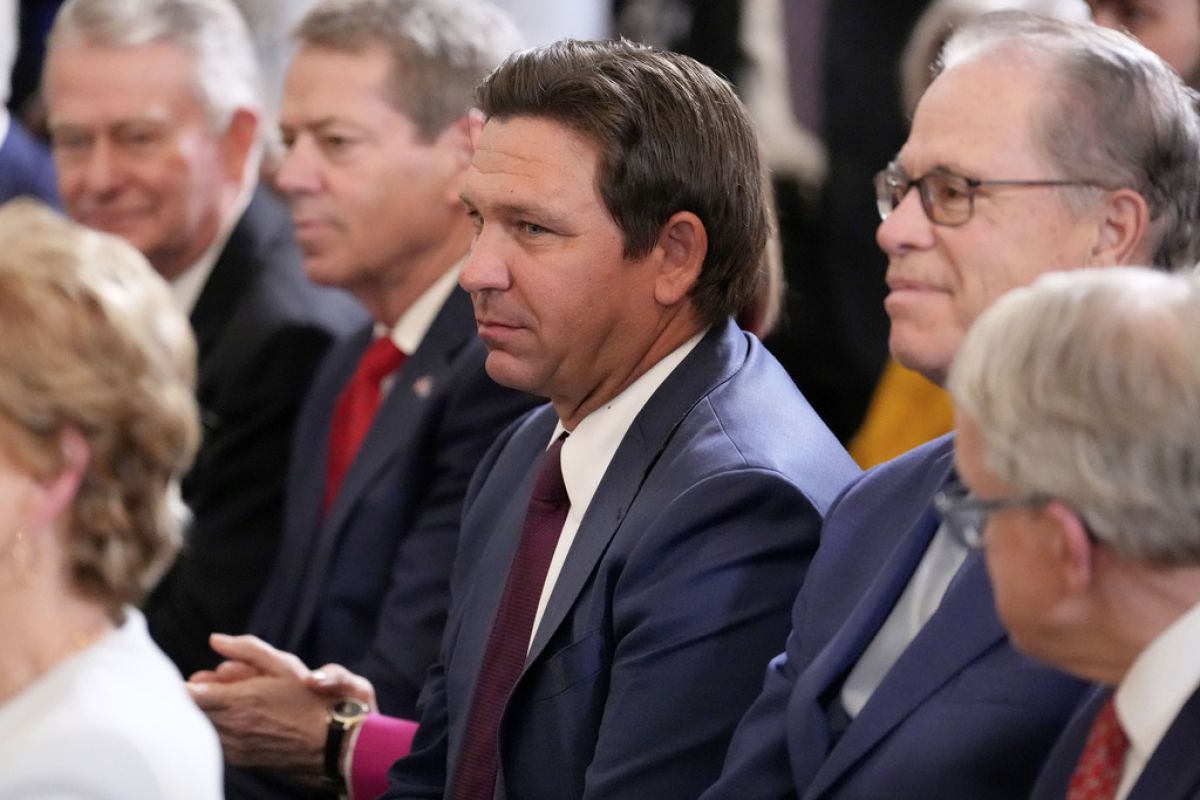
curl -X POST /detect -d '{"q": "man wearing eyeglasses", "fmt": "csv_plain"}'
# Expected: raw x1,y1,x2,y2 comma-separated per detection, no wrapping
948,267,1200,800
704,11,1200,800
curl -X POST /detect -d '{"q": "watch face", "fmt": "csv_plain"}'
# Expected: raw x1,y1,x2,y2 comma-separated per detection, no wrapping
331,698,368,722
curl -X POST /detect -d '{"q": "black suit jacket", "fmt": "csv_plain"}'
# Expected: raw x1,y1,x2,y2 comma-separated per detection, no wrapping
383,321,860,799
145,188,365,676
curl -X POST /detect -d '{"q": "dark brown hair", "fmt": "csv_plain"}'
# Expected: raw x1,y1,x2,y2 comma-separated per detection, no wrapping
478,39,771,325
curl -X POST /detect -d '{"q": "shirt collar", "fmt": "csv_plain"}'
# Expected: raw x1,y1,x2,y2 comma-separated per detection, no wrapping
373,259,463,354
1115,598,1200,768
551,329,707,517
169,184,254,314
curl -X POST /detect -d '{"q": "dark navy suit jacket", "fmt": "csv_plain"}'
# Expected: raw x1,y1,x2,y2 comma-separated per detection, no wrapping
706,434,1090,799
382,320,860,800
0,118,59,206
1033,685,1200,800
145,189,364,676
248,288,538,715
227,288,537,800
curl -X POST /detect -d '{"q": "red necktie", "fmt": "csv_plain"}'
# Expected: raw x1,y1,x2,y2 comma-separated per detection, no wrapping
1068,697,1130,800
325,337,406,511
452,434,570,800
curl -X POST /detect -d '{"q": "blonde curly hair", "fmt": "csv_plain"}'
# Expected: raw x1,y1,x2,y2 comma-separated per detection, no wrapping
0,199,199,614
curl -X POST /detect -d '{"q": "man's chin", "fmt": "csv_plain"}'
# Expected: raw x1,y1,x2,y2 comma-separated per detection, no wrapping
483,352,546,397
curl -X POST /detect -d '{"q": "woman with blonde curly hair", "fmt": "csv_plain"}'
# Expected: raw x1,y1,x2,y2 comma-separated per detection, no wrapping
0,199,221,798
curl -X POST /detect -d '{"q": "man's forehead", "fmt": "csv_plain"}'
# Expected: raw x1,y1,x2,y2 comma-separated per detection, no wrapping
46,40,206,117
899,55,1047,175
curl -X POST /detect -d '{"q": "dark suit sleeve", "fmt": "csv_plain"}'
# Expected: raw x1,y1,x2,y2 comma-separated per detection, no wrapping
352,354,538,715
702,476,863,800
701,605,807,798
580,467,821,798
147,320,335,675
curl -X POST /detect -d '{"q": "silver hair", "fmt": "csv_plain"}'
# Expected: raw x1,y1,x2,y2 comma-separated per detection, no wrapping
899,0,1089,114
293,0,523,140
937,11,1200,271
47,0,263,133
949,267,1200,566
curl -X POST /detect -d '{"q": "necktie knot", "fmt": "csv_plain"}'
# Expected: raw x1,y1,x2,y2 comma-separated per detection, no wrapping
529,434,569,507
357,336,406,385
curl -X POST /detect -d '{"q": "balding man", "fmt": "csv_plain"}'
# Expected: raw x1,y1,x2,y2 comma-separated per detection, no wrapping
706,11,1200,799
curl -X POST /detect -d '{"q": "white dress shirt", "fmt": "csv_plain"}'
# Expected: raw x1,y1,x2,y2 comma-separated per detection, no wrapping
168,186,253,314
527,330,706,647
379,260,462,356
1114,598,1200,799
840,523,970,717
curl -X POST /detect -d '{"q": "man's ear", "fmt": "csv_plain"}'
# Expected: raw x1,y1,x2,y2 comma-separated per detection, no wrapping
652,210,707,307
441,112,480,171
441,111,484,206
1088,188,1151,266
1045,500,1094,594
220,107,260,185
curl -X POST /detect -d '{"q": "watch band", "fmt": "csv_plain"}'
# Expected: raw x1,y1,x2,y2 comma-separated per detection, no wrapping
325,699,368,786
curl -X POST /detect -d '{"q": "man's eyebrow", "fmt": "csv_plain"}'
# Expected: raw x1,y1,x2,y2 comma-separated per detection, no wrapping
459,196,571,228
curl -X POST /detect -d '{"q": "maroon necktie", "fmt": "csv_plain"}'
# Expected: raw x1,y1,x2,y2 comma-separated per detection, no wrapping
325,337,406,511
1068,697,1130,800
452,434,570,800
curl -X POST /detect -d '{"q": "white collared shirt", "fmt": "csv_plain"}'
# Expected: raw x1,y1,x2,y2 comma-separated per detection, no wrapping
169,186,254,314
528,329,707,647
840,522,969,718
1113,598,1200,799
377,260,462,355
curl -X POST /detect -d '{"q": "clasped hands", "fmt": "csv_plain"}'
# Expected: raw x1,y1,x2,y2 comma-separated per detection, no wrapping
186,634,376,785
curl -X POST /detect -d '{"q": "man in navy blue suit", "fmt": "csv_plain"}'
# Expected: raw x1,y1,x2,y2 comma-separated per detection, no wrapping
182,0,536,797
343,38,854,800
949,267,1200,800
705,12,1200,800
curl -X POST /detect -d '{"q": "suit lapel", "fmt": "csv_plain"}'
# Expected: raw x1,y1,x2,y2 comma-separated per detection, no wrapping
189,192,267,360
807,553,1006,797
288,290,473,646
788,501,942,790
448,408,558,753
323,290,473,532
1129,687,1200,799
786,440,959,795
524,322,744,665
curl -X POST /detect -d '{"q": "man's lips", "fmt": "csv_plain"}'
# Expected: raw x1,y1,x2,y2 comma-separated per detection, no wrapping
80,207,150,230
474,316,526,345
886,275,942,293
291,217,331,237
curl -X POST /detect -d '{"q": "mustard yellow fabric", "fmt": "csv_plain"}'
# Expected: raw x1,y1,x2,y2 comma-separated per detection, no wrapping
849,359,953,469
